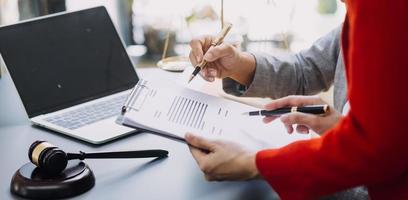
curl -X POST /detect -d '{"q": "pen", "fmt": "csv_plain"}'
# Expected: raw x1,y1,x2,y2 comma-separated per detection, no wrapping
242,104,329,117
188,23,233,83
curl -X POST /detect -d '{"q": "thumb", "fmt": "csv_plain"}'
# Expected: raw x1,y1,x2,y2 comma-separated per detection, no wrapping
185,133,215,151
203,43,236,62
280,112,318,129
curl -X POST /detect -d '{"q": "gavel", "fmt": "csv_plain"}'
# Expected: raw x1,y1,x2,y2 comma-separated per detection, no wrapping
28,141,169,175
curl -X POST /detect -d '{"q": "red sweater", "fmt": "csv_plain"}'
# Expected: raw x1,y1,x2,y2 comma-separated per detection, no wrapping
255,1,408,199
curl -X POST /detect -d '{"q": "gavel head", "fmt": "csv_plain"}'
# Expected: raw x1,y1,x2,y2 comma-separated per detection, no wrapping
28,141,68,175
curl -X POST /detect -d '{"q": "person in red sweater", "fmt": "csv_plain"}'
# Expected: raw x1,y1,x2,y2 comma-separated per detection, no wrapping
185,0,408,199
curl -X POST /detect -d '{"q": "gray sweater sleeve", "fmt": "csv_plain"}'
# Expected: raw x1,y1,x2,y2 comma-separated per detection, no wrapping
223,26,341,99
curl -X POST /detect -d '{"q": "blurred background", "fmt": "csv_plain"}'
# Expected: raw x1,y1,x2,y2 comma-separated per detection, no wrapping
0,0,345,102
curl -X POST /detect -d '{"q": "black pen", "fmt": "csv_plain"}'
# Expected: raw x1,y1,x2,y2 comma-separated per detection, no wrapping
242,104,329,116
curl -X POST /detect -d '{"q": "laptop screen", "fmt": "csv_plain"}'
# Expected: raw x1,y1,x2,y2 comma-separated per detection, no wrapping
0,7,138,118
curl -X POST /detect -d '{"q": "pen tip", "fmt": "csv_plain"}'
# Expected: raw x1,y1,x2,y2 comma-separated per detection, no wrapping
241,112,249,115
187,75,194,83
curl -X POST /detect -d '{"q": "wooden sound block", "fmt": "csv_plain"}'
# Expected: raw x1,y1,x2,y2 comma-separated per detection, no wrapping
10,161,95,199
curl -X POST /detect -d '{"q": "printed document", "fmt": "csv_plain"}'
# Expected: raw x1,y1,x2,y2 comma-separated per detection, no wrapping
118,78,310,150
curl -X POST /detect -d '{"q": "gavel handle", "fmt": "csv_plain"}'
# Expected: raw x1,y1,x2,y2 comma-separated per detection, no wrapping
66,150,168,160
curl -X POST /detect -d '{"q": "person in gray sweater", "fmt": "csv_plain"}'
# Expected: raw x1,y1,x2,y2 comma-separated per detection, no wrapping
189,26,368,199
189,26,346,135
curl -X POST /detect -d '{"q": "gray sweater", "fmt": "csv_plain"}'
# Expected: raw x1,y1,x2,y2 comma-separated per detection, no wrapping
223,26,348,112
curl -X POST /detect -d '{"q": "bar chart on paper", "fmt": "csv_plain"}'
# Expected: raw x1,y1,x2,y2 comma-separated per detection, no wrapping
166,96,208,130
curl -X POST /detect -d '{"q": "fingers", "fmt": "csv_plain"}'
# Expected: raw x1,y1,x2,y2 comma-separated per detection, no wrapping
189,52,199,66
203,43,236,62
280,112,318,131
262,116,279,123
264,115,310,134
199,67,218,82
284,124,294,134
186,133,214,169
264,95,324,111
199,67,215,82
186,133,221,181
189,37,217,82
295,125,310,134
185,133,215,151
189,36,214,65
188,145,207,164
189,39,204,65
207,68,218,78
189,36,236,83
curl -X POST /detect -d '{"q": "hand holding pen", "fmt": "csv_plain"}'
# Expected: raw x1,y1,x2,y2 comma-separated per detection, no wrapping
188,24,257,85
188,23,233,83
259,96,343,135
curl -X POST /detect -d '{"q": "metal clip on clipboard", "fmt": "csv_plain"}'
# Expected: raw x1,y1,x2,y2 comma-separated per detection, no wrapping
121,79,150,114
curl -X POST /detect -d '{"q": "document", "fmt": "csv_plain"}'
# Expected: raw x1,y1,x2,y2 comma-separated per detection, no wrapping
118,78,310,150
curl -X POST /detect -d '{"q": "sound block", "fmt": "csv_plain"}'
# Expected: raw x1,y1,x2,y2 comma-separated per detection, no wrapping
10,161,95,199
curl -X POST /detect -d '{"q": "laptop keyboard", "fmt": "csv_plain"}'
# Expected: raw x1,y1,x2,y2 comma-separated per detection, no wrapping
45,94,127,130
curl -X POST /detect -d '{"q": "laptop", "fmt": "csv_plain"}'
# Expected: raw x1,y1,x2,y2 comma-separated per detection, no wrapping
0,6,140,144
